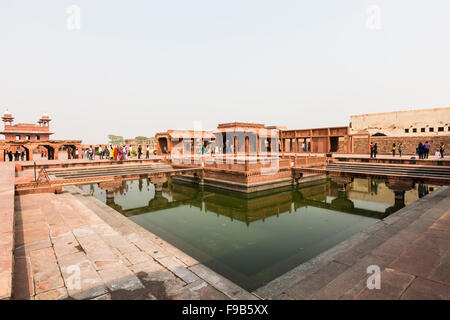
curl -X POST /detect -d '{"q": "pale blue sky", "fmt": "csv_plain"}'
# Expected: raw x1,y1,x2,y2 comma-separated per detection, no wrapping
1,0,449,143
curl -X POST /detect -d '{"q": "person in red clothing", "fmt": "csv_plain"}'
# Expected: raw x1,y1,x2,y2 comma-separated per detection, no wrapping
113,146,118,161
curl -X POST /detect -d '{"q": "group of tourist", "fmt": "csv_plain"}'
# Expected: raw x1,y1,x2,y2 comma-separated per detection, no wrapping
82,145,152,161
5,150,26,161
390,142,445,159
370,141,446,159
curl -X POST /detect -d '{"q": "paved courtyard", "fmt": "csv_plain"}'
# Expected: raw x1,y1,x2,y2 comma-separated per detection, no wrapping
12,186,257,300
256,186,450,300
4,160,450,300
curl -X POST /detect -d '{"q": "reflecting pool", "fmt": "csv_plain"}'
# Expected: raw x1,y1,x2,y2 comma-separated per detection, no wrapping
79,177,434,291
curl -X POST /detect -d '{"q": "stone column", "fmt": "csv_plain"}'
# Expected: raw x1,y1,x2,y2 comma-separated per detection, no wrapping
234,135,238,156
245,136,249,155
53,146,59,160
256,136,260,157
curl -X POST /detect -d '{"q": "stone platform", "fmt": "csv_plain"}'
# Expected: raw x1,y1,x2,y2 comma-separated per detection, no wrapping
12,186,258,300
0,163,15,300
255,186,450,300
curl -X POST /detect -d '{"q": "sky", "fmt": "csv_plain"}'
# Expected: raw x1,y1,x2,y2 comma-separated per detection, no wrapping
1,0,449,143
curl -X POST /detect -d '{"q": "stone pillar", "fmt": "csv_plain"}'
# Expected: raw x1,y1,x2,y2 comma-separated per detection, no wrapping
245,136,249,155
53,146,59,160
155,183,163,192
256,136,260,157
27,148,33,161
106,190,115,199
234,136,238,156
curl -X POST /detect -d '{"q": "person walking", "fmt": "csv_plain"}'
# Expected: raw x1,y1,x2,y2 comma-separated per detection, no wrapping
373,143,378,158
146,145,150,159
424,141,430,159
392,143,396,157
370,142,374,158
398,143,403,157
138,145,142,159
440,143,445,158
124,145,128,160
99,146,103,160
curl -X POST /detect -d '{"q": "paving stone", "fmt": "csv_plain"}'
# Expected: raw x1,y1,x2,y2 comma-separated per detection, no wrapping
157,256,201,284
12,257,34,299
14,228,49,247
308,254,394,300
123,251,151,265
49,225,72,239
190,264,257,300
34,287,68,300
429,251,450,286
74,234,118,265
29,247,65,294
284,261,349,299
58,252,107,300
98,265,144,292
354,268,415,300
52,233,82,259
389,244,442,279
14,239,52,258
400,277,450,300
91,293,112,300
0,271,12,300
132,261,187,299
272,293,294,300
170,279,230,300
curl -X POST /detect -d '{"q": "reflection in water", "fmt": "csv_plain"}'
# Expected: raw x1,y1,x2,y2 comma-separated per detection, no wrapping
80,177,435,291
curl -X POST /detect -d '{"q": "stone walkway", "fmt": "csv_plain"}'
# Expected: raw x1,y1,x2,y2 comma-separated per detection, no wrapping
0,163,14,300
255,186,450,300
13,186,258,300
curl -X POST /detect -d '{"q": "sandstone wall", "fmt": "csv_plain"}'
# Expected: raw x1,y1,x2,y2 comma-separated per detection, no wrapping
353,135,449,155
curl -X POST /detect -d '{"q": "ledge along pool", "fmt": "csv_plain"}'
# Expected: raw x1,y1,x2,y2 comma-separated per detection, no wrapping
80,177,435,291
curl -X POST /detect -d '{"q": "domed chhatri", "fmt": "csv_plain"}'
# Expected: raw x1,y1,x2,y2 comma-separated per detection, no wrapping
2,109,14,123
38,113,51,126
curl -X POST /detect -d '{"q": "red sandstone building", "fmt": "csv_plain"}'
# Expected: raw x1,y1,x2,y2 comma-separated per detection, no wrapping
155,122,357,156
0,110,82,161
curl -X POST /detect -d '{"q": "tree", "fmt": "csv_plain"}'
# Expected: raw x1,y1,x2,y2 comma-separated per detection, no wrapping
135,136,148,142
108,134,124,144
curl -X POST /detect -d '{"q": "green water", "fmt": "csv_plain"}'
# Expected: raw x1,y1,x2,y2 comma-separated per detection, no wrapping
80,177,433,291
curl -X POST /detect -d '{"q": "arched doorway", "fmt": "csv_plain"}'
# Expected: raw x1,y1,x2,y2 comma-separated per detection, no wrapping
158,137,168,154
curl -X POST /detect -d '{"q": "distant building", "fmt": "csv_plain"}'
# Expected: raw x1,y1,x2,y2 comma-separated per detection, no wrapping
1,110,82,161
350,107,450,137
1,110,53,141
350,107,450,155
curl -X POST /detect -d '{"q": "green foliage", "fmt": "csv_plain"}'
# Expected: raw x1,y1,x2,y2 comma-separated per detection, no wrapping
135,136,148,141
131,150,137,157
108,134,124,144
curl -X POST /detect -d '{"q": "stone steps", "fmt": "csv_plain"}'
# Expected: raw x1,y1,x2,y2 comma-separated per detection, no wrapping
268,186,450,300
48,164,173,179
327,162,450,179
62,186,258,300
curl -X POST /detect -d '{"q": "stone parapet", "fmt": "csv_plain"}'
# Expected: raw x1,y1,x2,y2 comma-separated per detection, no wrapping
0,163,15,299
